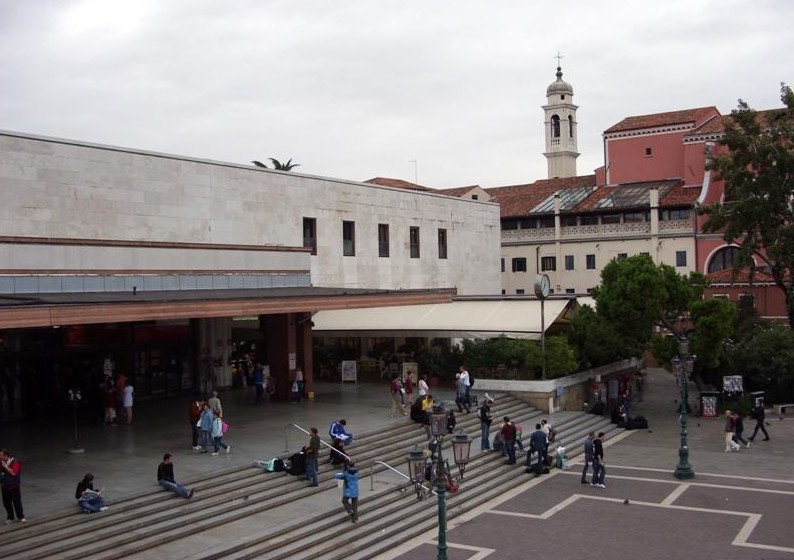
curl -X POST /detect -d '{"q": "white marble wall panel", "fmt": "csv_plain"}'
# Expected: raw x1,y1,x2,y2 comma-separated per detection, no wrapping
0,131,501,295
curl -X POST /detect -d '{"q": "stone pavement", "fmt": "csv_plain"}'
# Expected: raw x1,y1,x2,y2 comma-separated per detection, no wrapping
382,368,794,560
2,369,793,560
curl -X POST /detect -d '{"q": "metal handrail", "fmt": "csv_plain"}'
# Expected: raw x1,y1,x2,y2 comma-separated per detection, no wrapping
370,459,435,496
285,423,352,463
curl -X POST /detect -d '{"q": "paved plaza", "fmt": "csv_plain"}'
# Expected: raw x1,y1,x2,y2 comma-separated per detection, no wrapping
1,368,793,559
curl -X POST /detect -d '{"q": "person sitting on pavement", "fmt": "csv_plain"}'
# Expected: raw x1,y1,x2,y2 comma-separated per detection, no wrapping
157,453,195,499
329,419,353,444
75,473,108,513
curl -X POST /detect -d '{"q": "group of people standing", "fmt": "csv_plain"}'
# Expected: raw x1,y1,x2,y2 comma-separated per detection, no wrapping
188,391,231,456
101,372,134,426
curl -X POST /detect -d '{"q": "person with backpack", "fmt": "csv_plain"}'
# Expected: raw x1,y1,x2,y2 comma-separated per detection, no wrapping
478,397,493,451
334,461,359,523
211,413,230,456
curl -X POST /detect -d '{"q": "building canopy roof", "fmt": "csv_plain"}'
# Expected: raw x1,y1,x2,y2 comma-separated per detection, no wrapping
312,298,578,340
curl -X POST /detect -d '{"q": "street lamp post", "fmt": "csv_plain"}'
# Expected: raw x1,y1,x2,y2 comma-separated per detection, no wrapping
673,337,695,479
406,407,472,560
66,388,85,454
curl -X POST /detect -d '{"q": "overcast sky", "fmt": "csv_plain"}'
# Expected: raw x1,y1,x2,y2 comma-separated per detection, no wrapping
1,0,792,189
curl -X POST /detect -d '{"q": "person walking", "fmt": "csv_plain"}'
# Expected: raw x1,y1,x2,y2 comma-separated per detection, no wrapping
334,461,359,523
306,427,320,487
189,395,204,450
724,410,741,452
581,432,594,484
198,403,215,453
458,366,472,413
748,400,770,442
478,398,493,451
591,432,606,488
0,448,25,523
501,416,517,464
157,453,194,499
211,413,230,456
252,365,265,404
404,371,415,401
455,373,467,413
122,380,134,425
75,473,108,513
732,412,750,448
102,375,117,425
390,373,406,418
208,390,223,417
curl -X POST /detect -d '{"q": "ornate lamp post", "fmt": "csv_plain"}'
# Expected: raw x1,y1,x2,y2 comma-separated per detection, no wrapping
406,407,472,560
673,337,695,479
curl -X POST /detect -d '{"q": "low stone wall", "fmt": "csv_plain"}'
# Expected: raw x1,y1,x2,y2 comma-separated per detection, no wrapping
475,358,640,413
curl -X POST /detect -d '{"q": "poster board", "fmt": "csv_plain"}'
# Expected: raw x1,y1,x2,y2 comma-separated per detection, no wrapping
340,360,357,383
722,375,743,393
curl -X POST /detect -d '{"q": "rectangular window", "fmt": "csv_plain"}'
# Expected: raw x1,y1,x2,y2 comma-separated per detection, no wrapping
378,224,390,258
580,215,598,225
565,288,575,294
541,256,556,271
602,214,621,224
302,217,317,255
645,147,653,156
676,250,687,267
538,216,554,228
564,255,575,271
500,258,505,273
512,258,527,272
437,228,448,259
516,289,525,295
623,211,648,223
409,226,420,258
617,253,628,261
342,221,355,256
586,254,596,269
561,215,578,227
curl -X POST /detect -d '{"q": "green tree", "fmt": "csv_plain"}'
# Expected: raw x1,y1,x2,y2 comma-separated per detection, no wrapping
251,158,301,171
567,304,625,367
592,254,706,353
543,335,579,378
729,323,794,402
701,84,794,328
689,297,738,369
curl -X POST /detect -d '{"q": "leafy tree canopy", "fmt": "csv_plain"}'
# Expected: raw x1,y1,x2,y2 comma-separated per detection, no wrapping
701,83,794,327
729,323,794,402
592,254,706,353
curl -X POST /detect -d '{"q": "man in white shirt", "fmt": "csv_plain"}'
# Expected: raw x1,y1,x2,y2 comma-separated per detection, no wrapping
458,366,471,413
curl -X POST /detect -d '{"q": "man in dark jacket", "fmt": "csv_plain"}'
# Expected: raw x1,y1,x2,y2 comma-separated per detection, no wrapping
749,400,770,442
525,424,548,476
591,433,606,488
157,453,194,499
500,417,517,464
581,432,594,484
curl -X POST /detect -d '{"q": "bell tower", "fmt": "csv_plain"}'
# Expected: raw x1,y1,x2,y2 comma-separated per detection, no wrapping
542,62,579,178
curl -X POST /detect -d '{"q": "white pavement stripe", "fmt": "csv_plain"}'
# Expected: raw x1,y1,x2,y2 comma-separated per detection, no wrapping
660,482,690,505
578,463,794,485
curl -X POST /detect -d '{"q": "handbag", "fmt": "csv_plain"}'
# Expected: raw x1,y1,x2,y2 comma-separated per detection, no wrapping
221,420,229,434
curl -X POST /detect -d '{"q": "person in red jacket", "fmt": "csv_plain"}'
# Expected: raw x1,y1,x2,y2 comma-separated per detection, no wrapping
0,448,25,523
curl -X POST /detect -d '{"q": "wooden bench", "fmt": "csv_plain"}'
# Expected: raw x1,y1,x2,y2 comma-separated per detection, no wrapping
776,403,794,415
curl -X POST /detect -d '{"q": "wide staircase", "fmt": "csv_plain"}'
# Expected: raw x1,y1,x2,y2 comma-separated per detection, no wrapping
2,394,621,560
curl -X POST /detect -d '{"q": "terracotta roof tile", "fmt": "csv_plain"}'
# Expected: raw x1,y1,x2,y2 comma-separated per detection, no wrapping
364,177,437,192
705,268,776,285
439,185,481,197
605,107,720,134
